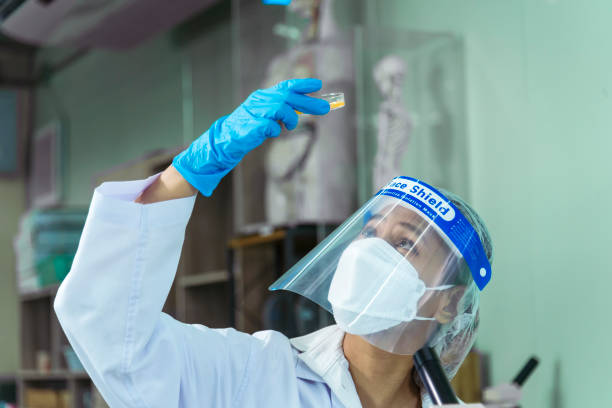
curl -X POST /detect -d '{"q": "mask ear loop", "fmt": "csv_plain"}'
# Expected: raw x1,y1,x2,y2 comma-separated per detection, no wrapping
400,220,455,322
428,284,455,291
413,316,438,321
413,284,455,321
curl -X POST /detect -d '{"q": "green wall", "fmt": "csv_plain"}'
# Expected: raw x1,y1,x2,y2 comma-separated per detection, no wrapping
35,17,234,207
0,180,23,372
31,1,611,406
371,0,611,406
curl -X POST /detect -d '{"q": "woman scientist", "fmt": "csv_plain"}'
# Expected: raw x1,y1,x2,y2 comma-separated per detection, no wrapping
54,78,493,408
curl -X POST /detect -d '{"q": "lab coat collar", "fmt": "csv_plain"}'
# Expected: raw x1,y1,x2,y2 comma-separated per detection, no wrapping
291,326,435,408
291,325,363,407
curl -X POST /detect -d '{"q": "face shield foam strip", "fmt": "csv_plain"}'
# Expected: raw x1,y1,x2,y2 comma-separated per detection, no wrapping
377,177,491,290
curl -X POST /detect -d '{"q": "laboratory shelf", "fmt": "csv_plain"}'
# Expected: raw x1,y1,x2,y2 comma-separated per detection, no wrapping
228,224,336,336
178,270,229,288
0,374,16,382
17,370,94,408
228,230,286,248
18,370,88,381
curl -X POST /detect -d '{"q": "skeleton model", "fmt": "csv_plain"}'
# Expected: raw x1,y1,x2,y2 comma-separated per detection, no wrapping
372,55,412,191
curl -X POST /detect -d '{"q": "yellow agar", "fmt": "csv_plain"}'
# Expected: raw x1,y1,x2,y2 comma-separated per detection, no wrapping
329,100,345,110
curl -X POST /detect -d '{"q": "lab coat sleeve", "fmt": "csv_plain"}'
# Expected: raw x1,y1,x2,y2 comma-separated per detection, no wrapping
54,176,254,408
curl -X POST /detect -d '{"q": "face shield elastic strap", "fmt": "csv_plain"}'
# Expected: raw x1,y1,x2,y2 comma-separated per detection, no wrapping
412,284,455,321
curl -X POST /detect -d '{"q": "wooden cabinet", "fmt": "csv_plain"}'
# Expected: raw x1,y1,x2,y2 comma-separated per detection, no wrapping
16,150,234,407
18,285,97,408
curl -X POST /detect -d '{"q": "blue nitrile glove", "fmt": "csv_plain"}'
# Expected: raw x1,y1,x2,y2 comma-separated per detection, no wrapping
173,78,330,196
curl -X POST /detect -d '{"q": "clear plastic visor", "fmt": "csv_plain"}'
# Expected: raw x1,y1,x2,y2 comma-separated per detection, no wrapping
270,194,474,355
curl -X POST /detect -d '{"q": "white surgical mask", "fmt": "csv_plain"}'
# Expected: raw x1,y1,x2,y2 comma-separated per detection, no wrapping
328,237,453,335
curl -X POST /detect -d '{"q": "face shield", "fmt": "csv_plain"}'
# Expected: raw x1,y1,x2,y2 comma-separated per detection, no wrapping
270,177,491,358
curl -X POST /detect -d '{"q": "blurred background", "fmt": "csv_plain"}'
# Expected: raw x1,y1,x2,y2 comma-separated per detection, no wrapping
0,0,608,407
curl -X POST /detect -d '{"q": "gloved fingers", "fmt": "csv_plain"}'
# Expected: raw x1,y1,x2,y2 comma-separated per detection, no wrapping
262,118,282,138
273,103,299,130
285,92,331,115
243,98,298,129
274,78,322,94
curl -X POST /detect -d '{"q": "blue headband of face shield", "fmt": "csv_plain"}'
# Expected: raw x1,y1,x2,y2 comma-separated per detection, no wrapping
375,177,491,290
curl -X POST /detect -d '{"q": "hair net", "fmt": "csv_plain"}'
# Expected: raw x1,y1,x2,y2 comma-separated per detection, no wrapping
416,187,494,400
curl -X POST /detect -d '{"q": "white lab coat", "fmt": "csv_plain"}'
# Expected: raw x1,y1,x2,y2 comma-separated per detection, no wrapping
54,176,437,408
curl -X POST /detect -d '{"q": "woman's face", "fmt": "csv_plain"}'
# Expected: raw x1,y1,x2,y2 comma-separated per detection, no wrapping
357,204,457,288
352,204,466,353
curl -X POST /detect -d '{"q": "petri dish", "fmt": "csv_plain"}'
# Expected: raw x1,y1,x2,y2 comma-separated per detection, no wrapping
322,92,345,111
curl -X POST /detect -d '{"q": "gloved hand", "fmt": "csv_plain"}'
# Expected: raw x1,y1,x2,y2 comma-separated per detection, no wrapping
173,78,330,196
